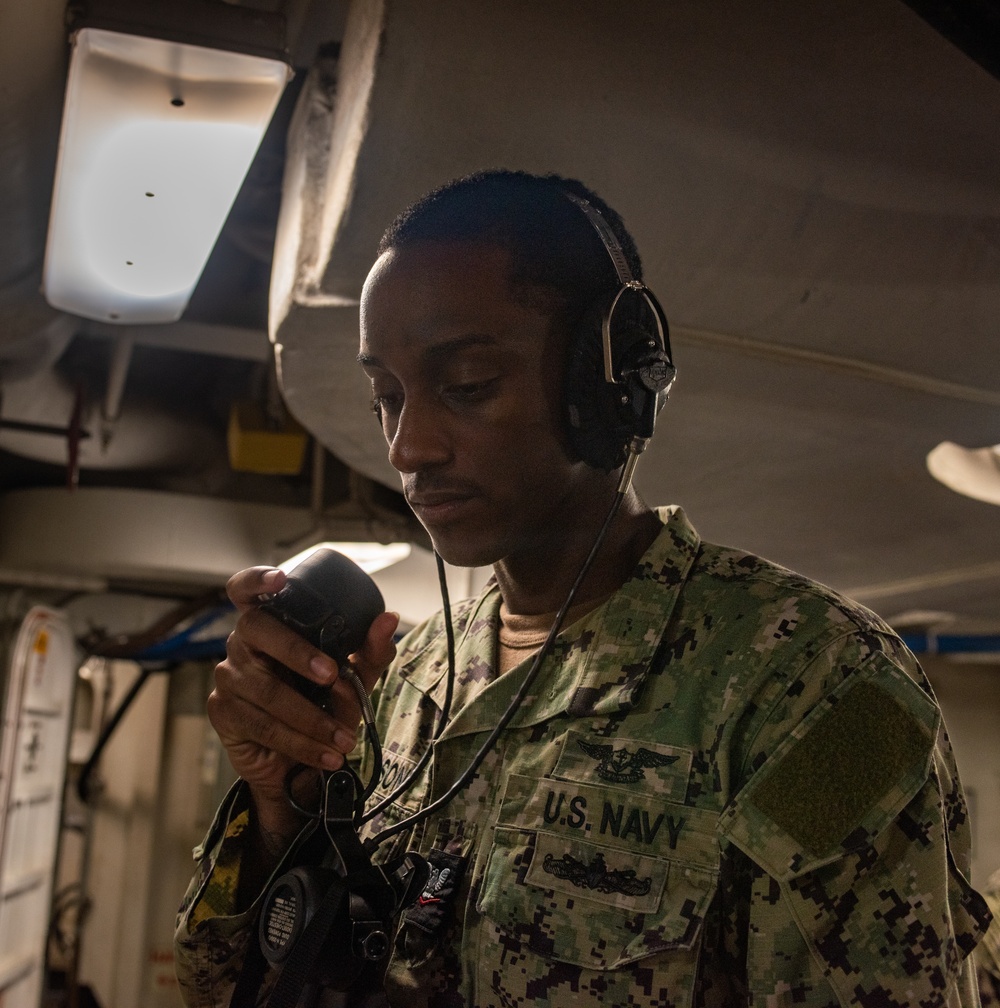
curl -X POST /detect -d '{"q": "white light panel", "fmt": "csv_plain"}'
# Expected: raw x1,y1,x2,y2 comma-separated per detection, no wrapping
44,27,289,324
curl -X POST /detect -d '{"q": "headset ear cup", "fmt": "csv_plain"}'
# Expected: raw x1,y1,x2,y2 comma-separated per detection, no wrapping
564,287,671,471
564,296,632,471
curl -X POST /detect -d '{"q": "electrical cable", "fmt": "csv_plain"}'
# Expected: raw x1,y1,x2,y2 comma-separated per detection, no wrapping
82,587,228,658
336,668,382,804
128,604,232,662
76,664,172,803
675,324,1000,407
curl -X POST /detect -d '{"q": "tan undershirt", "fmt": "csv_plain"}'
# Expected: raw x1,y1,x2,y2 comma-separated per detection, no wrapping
496,595,610,676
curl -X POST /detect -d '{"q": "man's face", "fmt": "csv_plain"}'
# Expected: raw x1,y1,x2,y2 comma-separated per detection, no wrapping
358,240,595,569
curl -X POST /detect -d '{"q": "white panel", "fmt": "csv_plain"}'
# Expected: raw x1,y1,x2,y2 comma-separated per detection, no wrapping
0,608,77,1008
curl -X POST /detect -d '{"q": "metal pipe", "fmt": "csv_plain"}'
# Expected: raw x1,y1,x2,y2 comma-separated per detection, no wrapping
101,334,134,432
0,567,108,593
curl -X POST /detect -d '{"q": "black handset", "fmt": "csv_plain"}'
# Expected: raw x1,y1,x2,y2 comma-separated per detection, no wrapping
242,549,430,1006
259,548,386,710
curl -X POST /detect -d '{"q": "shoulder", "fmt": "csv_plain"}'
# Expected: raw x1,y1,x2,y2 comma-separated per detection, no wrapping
703,538,885,623
659,531,936,773
644,506,895,655
683,536,903,663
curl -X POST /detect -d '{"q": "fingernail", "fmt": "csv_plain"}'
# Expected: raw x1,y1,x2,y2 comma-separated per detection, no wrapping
310,655,335,683
334,729,357,752
321,750,342,770
262,569,283,588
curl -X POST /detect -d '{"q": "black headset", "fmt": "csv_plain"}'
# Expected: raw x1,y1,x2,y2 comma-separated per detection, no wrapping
562,192,676,472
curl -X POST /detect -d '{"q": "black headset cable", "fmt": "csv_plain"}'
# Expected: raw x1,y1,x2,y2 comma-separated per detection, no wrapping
359,551,457,823
364,470,631,852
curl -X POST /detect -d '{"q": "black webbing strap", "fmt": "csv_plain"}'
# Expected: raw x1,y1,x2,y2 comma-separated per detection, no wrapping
228,816,325,1008
228,769,387,1008
230,926,270,1008
264,872,349,1008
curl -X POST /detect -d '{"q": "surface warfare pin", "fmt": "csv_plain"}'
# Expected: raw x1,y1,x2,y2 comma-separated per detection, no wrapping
542,850,652,897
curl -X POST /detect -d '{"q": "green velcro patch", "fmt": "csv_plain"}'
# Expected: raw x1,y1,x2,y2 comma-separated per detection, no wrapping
751,678,928,858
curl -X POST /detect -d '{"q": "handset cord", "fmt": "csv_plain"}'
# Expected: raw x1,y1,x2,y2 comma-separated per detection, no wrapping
284,556,457,820
359,553,457,823
336,668,381,804
364,461,634,852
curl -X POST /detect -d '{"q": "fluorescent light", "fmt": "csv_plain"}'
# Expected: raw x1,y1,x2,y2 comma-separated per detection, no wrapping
43,27,289,324
926,441,1000,507
279,542,413,575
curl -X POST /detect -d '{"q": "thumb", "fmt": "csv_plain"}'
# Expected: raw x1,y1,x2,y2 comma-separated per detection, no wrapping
350,609,400,695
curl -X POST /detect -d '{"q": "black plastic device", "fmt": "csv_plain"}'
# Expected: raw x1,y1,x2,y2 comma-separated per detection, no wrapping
258,547,386,710
254,770,427,1000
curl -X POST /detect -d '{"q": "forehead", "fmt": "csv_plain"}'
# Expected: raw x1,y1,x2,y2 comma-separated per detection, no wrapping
359,240,560,356
363,239,513,300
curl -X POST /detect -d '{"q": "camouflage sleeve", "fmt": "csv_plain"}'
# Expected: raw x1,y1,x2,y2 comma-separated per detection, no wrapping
174,780,266,1008
976,870,1000,1006
719,643,992,1006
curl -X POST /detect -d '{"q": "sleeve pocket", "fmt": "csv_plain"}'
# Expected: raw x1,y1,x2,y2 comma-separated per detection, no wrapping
719,651,939,881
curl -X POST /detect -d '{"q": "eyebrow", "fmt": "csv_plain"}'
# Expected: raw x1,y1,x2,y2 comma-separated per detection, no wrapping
357,333,499,370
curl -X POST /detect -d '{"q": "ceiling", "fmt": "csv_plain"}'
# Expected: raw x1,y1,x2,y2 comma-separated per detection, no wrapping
1,0,999,639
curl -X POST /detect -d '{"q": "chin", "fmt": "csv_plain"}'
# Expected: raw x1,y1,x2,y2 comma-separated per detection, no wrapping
432,544,498,571
426,530,500,571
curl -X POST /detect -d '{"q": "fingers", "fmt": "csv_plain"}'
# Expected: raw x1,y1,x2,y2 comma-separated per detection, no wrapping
226,566,286,612
208,669,350,774
211,639,356,774
212,603,396,766
284,609,399,737
224,565,398,697
235,605,340,690
211,575,399,792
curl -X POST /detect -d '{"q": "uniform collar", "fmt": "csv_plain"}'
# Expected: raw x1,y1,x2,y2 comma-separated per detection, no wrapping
396,506,701,738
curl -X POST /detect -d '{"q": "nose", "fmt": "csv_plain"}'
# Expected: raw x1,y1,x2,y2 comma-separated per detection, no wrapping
386,399,451,474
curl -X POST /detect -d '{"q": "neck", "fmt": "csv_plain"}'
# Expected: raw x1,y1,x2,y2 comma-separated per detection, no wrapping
492,489,661,616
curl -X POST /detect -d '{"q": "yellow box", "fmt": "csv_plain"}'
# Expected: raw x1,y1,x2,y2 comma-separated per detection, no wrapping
227,401,308,475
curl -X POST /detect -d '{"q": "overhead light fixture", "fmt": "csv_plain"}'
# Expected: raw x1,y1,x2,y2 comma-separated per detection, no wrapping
43,2,291,324
926,441,1000,507
279,542,413,576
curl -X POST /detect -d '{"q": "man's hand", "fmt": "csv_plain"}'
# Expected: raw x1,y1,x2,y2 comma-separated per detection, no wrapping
209,566,399,847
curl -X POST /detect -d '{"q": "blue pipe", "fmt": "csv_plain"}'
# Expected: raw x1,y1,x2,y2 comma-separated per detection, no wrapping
901,633,1000,655
130,604,233,661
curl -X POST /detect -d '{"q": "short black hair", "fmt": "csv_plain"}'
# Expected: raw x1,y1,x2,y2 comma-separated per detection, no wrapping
376,169,642,326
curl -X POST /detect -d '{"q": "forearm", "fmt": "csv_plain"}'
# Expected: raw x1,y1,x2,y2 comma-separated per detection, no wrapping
235,788,308,912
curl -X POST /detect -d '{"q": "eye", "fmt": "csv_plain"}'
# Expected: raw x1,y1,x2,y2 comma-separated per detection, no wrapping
442,378,498,406
371,392,401,415
368,372,401,410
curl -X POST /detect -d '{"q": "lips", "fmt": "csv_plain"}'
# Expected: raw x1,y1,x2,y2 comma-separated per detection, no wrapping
405,486,479,524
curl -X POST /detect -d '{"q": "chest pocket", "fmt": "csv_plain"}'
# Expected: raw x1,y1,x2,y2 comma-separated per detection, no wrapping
477,773,720,970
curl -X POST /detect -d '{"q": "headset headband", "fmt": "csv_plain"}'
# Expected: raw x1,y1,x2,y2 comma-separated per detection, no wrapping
562,191,636,286
562,190,672,388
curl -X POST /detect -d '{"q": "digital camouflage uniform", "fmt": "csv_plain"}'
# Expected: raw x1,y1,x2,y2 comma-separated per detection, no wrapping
175,506,991,1007
975,870,1000,1006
